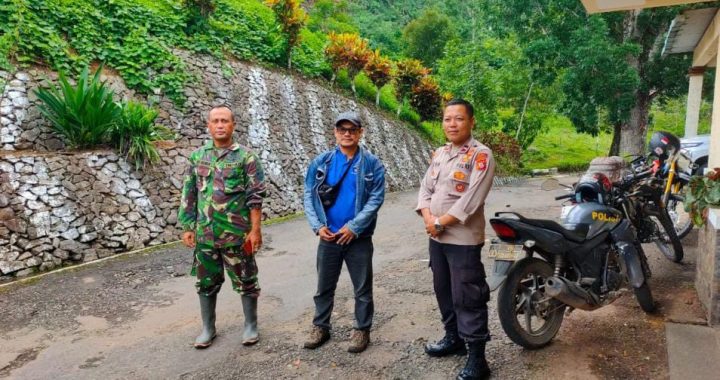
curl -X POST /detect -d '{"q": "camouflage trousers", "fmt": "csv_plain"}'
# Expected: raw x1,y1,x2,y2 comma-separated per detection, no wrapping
191,244,260,297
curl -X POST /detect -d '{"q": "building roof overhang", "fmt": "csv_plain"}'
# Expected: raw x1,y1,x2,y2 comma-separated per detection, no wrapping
662,7,717,57
581,0,712,14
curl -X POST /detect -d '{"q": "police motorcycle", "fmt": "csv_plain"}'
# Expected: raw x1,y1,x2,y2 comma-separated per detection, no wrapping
487,174,655,349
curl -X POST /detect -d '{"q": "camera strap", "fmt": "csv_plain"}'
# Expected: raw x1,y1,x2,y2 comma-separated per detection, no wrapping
327,155,355,187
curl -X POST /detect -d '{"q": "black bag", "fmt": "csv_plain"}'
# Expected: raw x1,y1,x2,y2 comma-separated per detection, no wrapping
318,160,354,207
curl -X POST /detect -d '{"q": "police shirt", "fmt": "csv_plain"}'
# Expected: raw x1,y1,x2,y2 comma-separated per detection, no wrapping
416,137,496,245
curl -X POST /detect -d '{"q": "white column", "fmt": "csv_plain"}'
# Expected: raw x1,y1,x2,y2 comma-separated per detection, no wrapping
709,44,720,169
685,67,705,138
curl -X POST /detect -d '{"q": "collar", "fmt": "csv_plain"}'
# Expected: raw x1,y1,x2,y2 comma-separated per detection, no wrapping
445,137,475,158
335,145,360,161
204,140,240,151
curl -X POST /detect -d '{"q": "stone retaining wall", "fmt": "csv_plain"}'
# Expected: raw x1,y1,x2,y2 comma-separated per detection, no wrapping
697,209,720,325
0,53,433,280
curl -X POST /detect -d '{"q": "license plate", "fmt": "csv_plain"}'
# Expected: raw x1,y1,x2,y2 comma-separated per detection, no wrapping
560,205,574,219
488,243,524,261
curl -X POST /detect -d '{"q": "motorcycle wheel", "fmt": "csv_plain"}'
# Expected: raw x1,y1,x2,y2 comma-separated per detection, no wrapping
633,282,656,313
666,196,693,239
497,257,565,349
651,213,684,263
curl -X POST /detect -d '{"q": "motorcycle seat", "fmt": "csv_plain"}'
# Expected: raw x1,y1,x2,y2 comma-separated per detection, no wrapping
522,218,588,242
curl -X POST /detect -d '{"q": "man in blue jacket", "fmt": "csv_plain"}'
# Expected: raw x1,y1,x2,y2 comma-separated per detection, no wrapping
303,111,386,353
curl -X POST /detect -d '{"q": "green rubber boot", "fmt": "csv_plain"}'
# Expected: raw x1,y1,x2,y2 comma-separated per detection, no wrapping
241,296,259,345
194,294,217,349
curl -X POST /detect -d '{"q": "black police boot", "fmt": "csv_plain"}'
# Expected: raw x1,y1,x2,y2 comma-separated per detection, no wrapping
424,332,467,357
456,341,491,380
194,293,217,348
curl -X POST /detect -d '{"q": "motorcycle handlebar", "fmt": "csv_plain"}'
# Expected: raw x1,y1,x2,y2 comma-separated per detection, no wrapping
614,169,653,189
555,193,574,201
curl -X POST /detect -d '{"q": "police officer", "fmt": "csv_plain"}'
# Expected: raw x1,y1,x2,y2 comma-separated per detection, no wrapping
178,105,267,349
416,99,495,380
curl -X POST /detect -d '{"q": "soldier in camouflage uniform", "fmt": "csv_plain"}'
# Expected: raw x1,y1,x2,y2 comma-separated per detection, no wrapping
178,106,267,349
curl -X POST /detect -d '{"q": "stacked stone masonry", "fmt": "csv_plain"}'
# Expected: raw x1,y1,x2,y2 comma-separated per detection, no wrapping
697,212,720,325
0,54,432,280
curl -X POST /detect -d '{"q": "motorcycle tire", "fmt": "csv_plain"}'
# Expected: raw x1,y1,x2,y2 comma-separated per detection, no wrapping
633,282,655,313
666,197,693,240
653,212,684,263
497,257,565,349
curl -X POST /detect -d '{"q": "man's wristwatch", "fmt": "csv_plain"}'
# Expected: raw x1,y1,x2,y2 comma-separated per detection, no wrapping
434,218,444,233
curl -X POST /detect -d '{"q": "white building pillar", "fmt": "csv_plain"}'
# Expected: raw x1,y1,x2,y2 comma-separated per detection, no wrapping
710,42,720,169
685,66,705,138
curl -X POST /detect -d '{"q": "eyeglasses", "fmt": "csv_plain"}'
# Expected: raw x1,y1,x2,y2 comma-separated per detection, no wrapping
336,127,361,135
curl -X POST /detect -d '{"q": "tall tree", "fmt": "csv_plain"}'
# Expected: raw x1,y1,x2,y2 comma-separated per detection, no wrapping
436,36,557,147
364,49,393,105
266,0,309,69
307,0,358,34
402,8,455,69
496,0,692,156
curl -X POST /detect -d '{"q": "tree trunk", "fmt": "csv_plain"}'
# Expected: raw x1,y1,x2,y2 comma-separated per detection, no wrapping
618,92,650,157
351,80,357,98
287,49,292,70
608,122,622,156
376,89,381,106
516,81,534,140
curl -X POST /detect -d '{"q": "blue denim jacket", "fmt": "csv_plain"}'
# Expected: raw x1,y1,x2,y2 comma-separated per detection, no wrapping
304,146,386,237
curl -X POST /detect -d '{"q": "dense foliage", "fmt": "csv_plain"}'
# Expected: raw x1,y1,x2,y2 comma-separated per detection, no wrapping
265,0,308,69
35,67,172,168
114,101,175,169
685,168,720,227
0,0,330,106
35,66,121,149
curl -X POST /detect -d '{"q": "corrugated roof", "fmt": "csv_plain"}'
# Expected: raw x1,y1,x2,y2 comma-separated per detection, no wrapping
662,7,717,56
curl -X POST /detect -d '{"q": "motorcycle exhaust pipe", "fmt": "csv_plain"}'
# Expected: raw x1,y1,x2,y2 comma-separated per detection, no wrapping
545,276,600,311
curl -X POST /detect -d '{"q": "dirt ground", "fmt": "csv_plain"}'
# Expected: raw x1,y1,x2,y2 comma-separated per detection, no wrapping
0,179,706,379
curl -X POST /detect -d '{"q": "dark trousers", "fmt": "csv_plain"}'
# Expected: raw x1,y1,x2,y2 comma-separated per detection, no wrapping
429,239,490,342
312,237,374,331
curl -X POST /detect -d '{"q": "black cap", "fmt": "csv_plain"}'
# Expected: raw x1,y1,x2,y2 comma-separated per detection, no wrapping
334,111,362,129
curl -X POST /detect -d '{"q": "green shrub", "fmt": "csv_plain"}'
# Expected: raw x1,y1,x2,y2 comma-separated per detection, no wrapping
292,29,331,78
35,66,120,149
0,33,14,70
353,72,377,101
113,101,175,169
475,129,522,176
398,102,421,126
377,84,398,112
419,121,445,146
208,0,283,62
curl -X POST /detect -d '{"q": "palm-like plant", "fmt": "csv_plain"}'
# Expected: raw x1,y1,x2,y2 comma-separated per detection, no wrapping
112,101,174,170
35,66,120,149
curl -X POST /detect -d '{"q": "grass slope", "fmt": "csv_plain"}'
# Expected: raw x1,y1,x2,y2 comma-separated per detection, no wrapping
523,116,612,172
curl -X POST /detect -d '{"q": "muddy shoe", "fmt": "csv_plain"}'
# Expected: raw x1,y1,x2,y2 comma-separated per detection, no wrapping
347,329,370,353
303,326,330,349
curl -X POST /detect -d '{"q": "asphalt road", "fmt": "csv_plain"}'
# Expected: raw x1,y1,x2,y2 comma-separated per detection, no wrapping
0,178,700,379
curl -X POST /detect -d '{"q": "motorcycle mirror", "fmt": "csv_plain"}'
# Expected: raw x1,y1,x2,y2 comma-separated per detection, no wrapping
540,178,561,191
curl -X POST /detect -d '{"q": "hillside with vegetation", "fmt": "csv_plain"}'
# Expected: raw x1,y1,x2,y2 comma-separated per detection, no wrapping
345,0,713,169
0,0,712,174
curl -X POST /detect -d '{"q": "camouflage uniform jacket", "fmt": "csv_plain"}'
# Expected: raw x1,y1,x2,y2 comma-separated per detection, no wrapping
178,141,266,248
